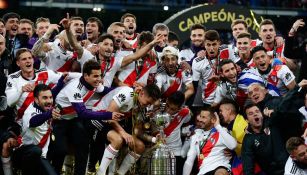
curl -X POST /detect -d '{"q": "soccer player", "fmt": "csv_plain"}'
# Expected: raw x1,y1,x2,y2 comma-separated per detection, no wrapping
155,46,194,101
117,31,162,87
285,137,307,175
183,107,237,175
5,48,76,125
121,13,138,49
14,83,65,175
212,59,247,108
192,30,223,106
179,24,206,64
51,59,123,175
162,91,191,175
238,46,296,96
235,32,255,69
92,84,161,175
85,17,103,44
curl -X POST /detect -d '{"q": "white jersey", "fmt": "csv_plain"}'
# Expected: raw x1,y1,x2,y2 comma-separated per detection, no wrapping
5,69,62,125
100,56,123,88
192,57,218,104
219,44,240,63
41,39,94,72
55,77,103,120
118,55,157,87
284,157,307,175
179,48,195,63
93,86,134,113
164,107,191,156
155,68,192,98
91,86,134,130
22,103,50,158
185,125,237,175
214,81,237,104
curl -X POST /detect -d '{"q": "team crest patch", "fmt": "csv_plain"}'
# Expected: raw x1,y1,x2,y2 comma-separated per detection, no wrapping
117,94,126,103
146,61,150,68
175,77,180,84
254,139,260,147
73,93,82,100
210,137,216,144
37,81,44,84
285,72,292,81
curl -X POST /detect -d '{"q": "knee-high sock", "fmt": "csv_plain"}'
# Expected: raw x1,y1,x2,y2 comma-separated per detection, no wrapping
107,158,116,175
97,145,119,175
117,151,140,175
1,157,13,175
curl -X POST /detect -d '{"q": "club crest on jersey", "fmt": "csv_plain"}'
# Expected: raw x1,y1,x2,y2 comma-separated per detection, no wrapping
73,93,82,100
210,137,216,145
175,77,181,84
145,61,150,68
37,81,44,85
117,94,126,103
285,72,292,81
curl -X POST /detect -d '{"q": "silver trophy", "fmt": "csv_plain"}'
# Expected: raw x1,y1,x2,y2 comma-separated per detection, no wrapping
147,109,176,175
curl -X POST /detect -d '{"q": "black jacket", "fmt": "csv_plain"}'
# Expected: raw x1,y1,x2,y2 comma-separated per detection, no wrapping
284,35,307,82
257,86,305,142
242,124,288,175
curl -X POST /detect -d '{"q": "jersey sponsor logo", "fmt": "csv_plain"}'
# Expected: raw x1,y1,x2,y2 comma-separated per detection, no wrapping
73,93,82,100
117,94,126,103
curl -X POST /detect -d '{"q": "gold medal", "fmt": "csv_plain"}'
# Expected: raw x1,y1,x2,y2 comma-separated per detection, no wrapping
144,122,151,129
51,134,55,141
199,154,204,160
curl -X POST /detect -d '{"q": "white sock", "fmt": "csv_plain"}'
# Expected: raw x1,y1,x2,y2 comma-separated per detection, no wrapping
97,145,119,175
1,157,13,175
117,151,140,175
107,158,116,175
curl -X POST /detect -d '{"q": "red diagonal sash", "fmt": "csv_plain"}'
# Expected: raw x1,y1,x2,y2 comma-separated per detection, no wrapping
198,130,219,168
123,57,156,87
101,57,115,77
204,80,217,98
61,88,96,115
17,72,49,120
57,51,78,72
38,120,52,148
162,69,182,98
164,108,189,137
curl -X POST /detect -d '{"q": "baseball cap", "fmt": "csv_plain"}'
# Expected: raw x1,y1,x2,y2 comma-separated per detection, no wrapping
162,46,179,58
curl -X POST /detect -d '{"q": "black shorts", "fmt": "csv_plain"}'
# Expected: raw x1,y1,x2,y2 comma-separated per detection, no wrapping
203,166,231,175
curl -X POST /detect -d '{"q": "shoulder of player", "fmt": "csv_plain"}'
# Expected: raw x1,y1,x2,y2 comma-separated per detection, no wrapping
219,44,229,51
8,70,22,79
156,66,166,75
24,103,41,117
179,48,193,54
34,68,48,74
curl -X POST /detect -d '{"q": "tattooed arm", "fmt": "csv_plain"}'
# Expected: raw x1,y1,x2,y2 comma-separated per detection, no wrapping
32,24,60,60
